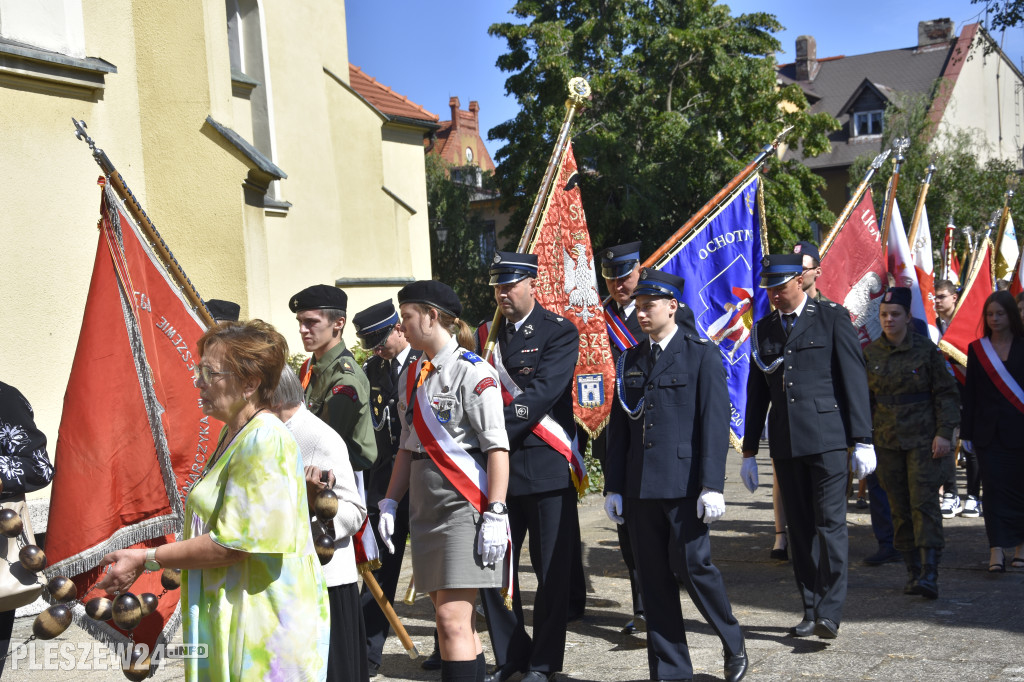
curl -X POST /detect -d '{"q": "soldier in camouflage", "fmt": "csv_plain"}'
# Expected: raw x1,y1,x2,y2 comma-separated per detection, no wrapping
863,287,960,599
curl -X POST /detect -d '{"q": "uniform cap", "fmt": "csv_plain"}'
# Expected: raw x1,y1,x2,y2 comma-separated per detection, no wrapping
352,299,399,349
600,241,642,279
289,284,348,314
204,299,240,322
881,286,912,310
398,280,463,318
489,251,538,286
631,268,685,301
793,240,821,264
759,254,804,288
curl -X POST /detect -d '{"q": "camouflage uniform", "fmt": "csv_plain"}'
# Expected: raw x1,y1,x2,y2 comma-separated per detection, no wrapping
304,340,377,471
864,332,960,550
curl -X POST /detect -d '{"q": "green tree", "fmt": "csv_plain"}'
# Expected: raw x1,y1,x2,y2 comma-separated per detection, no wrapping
847,91,1022,258
426,154,496,324
971,0,1024,32
488,0,839,255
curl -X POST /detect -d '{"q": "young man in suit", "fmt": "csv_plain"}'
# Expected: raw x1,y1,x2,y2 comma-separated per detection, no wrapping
741,254,875,641
604,269,748,682
479,251,580,682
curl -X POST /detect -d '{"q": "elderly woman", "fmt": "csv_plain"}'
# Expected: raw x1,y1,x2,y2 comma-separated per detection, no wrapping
962,290,1024,572
98,320,329,681
863,288,959,599
377,281,509,682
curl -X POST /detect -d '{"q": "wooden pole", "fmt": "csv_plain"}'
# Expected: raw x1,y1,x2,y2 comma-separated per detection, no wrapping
878,137,910,260
73,118,216,327
482,78,592,361
643,126,793,269
819,148,891,259
906,163,936,248
360,567,419,659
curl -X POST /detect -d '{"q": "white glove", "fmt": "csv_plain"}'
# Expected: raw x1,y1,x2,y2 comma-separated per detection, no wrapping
697,488,726,523
740,457,759,493
604,493,624,525
852,443,877,479
377,498,398,554
477,511,509,566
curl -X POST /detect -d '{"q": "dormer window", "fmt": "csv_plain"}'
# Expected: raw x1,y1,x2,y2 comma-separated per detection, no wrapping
853,110,883,137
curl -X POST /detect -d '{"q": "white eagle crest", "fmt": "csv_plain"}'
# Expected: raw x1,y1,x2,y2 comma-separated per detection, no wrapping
562,243,602,323
844,271,885,342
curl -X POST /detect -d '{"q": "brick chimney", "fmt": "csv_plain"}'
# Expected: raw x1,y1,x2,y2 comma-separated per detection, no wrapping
918,18,955,47
449,96,460,131
795,35,818,81
468,100,480,131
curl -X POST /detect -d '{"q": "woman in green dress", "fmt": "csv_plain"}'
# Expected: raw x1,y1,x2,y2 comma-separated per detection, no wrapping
98,319,329,681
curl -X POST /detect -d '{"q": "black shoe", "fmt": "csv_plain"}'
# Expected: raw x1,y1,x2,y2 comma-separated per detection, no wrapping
521,672,553,682
421,648,442,671
770,546,789,561
622,612,646,634
368,661,380,678
789,618,815,637
724,647,748,682
485,666,525,682
814,617,839,639
863,546,901,565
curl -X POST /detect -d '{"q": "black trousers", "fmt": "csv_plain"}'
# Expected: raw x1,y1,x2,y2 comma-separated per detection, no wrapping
625,497,743,681
0,609,13,677
480,486,576,675
327,582,370,682
773,450,849,625
360,494,410,667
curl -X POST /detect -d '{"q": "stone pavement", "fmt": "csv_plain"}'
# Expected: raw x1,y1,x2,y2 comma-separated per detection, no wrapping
4,450,1023,681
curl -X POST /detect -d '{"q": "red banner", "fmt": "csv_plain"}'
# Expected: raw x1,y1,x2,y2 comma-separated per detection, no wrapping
938,240,995,366
528,142,614,438
818,190,887,347
48,186,217,653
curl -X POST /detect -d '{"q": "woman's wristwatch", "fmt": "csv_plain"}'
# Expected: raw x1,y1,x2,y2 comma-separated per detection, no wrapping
144,548,162,572
487,502,508,515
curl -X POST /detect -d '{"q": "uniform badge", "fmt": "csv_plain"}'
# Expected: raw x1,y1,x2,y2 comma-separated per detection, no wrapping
884,290,892,302
474,378,497,395
524,324,534,335
606,250,614,259
332,385,358,401
493,253,502,264
576,374,605,408
761,256,771,268
519,367,533,375
641,269,649,280
376,394,383,403
430,393,456,424
514,404,529,420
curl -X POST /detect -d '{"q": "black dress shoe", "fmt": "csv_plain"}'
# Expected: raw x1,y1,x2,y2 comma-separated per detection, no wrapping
521,672,553,682
485,666,525,682
814,617,839,639
724,647,748,682
789,618,815,637
368,661,380,678
622,612,646,634
420,647,442,671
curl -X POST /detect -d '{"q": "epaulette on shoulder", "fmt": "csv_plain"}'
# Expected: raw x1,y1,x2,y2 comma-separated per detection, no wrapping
461,350,483,364
545,311,570,324
685,333,708,344
341,359,355,373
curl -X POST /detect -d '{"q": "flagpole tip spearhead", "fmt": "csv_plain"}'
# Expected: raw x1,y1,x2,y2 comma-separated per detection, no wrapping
567,77,591,105
772,125,795,148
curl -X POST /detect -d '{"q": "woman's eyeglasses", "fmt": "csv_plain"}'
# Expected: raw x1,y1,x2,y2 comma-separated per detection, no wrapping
193,366,233,385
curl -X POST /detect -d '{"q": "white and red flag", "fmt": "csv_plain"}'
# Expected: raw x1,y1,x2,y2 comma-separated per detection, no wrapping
910,204,939,340
47,183,217,655
817,190,887,347
1010,250,1024,297
888,201,939,341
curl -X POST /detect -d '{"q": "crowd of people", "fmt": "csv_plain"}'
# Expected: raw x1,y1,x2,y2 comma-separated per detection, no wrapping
5,233,1023,682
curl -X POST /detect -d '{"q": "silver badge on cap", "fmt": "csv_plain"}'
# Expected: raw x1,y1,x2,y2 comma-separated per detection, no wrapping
884,291,892,302
641,269,648,280
761,256,771,268
493,253,502,264
606,250,614,259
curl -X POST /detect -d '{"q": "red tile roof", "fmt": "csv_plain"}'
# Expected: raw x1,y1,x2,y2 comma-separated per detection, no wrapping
348,65,439,124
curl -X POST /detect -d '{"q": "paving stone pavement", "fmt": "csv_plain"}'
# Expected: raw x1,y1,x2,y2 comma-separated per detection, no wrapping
4,449,1023,681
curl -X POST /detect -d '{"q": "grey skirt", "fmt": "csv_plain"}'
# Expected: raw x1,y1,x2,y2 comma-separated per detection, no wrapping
408,457,504,592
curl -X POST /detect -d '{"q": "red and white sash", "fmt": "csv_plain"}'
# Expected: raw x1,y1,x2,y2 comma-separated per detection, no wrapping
352,471,380,570
603,299,638,353
973,337,1024,415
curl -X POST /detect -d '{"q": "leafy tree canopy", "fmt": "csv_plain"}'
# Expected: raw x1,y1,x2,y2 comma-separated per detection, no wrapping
488,0,839,255
971,0,1024,32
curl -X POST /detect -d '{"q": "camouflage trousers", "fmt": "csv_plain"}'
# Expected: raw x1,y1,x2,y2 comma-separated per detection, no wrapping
875,446,946,551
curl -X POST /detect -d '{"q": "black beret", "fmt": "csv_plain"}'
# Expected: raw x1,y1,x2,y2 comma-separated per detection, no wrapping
881,287,912,309
398,280,463,318
793,240,821,264
352,300,399,349
289,285,347,314
205,299,240,322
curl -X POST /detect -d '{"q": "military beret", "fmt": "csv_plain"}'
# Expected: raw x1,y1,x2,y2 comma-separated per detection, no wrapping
631,268,685,301
759,253,804,288
489,251,538,286
793,240,821,264
352,299,399,349
600,241,643,279
289,285,347,314
398,280,463,318
881,287,912,310
204,299,240,322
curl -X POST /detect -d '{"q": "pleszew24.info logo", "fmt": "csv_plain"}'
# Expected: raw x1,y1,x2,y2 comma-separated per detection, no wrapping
8,642,208,671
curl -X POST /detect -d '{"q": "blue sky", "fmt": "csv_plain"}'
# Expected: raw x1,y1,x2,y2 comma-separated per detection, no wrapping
344,1,1023,162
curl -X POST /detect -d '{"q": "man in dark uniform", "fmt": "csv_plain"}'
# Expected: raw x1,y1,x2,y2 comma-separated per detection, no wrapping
741,254,875,640
291,284,377,471
480,251,580,682
604,269,748,682
352,300,429,675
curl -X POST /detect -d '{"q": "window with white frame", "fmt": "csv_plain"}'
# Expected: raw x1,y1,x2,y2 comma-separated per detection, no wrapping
0,0,85,57
853,110,883,137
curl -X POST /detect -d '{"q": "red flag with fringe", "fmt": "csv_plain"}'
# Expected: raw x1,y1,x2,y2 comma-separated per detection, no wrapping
47,183,217,657
938,239,994,367
527,142,614,446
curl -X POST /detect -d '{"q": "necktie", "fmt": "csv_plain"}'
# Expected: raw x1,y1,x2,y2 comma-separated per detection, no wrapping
506,323,516,341
650,343,661,365
783,313,796,337
389,358,400,385
416,361,434,389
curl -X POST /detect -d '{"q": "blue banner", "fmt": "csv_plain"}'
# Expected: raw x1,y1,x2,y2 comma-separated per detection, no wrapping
658,176,769,446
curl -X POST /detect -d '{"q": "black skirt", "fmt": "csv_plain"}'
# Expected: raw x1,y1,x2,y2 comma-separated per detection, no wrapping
977,447,1024,548
325,582,370,682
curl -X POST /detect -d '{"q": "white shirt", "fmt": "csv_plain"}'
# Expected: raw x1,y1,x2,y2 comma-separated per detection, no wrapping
285,405,367,586
785,293,809,320
650,322,678,353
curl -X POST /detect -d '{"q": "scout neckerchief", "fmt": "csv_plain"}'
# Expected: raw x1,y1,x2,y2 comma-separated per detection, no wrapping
603,298,639,353
407,353,514,607
299,356,313,389
972,337,1024,415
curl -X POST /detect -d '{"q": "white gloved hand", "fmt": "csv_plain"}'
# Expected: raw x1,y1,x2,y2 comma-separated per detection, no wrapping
740,457,759,493
377,498,398,554
604,493,624,525
697,488,726,523
477,511,510,566
852,443,877,479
